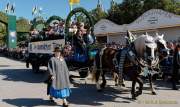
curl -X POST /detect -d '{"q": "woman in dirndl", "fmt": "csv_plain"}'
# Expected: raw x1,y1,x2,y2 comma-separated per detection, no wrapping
47,47,71,107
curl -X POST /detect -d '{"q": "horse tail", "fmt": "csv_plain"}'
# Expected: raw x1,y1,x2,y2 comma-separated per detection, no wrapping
112,51,119,81
92,49,102,82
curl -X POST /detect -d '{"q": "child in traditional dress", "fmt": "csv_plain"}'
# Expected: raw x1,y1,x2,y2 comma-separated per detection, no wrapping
47,47,71,107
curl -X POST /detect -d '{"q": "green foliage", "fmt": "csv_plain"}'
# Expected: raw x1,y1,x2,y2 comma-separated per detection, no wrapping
0,23,7,35
0,12,8,24
142,0,180,15
0,13,30,43
107,0,180,25
17,32,29,42
107,2,124,25
16,17,31,33
16,17,31,43
89,7,108,23
0,12,7,45
46,15,64,27
0,23,7,45
107,0,144,24
31,16,45,31
65,7,94,41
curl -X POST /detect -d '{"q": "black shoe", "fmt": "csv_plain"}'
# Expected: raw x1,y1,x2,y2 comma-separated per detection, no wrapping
63,103,69,107
49,97,55,102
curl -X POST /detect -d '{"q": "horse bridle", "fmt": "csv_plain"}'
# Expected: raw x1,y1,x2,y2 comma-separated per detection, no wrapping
129,44,159,68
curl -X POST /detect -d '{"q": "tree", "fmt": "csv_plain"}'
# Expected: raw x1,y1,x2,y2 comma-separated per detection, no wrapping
143,0,180,14
107,0,143,24
16,17,31,42
107,2,123,25
16,17,31,33
0,12,8,24
89,7,108,24
0,12,8,45
120,0,143,24
107,0,180,25
174,1,180,14
17,32,29,42
0,23,7,45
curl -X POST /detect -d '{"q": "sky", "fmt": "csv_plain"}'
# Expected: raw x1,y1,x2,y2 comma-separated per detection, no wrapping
0,0,122,20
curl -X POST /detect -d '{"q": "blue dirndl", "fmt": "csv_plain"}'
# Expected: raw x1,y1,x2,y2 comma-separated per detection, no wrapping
50,87,71,99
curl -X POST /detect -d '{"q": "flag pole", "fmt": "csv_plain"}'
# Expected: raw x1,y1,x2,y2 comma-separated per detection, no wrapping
70,3,73,11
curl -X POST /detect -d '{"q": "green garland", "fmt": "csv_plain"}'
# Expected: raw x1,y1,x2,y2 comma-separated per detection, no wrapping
46,15,64,27
65,7,94,42
31,17,45,31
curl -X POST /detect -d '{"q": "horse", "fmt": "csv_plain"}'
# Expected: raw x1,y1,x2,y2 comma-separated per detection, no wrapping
172,44,180,90
93,33,168,99
119,33,169,95
147,33,169,94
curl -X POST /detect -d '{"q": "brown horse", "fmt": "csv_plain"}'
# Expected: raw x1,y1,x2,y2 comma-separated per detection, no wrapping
93,34,169,99
93,46,144,99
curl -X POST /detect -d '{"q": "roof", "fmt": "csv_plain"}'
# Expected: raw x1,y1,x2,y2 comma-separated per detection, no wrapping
94,9,180,35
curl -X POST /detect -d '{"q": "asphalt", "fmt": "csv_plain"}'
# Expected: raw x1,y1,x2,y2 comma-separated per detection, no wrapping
0,56,180,107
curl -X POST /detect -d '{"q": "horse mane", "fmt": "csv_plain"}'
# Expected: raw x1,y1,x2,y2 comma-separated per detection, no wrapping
133,34,156,57
154,33,166,45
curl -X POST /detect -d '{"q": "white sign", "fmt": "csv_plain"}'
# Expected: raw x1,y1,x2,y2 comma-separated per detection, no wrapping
11,39,15,43
9,31,16,37
28,39,65,54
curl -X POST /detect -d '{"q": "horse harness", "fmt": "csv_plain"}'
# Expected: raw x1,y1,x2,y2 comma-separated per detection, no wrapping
113,43,142,84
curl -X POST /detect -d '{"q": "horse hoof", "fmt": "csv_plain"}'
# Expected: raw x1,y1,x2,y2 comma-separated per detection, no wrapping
122,84,125,87
132,95,137,100
152,92,157,95
136,91,142,96
100,85,105,89
115,84,118,86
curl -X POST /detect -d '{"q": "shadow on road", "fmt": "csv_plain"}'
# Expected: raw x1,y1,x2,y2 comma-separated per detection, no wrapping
0,69,48,83
153,80,180,90
142,79,180,90
68,84,132,106
2,98,59,107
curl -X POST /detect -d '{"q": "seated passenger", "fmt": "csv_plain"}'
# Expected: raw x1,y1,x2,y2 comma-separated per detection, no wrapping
83,29,95,45
30,28,39,41
69,22,78,35
78,22,87,35
63,42,73,57
73,29,86,55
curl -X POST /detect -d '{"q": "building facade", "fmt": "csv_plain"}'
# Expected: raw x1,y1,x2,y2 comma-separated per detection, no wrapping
94,9,180,45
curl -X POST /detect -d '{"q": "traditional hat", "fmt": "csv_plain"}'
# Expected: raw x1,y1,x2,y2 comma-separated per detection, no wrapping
53,47,62,52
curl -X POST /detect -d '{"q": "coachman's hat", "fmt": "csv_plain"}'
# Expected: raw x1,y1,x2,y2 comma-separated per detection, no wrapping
53,47,62,52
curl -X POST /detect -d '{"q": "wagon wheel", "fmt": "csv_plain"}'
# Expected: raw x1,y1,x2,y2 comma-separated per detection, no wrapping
65,7,94,43
78,67,90,78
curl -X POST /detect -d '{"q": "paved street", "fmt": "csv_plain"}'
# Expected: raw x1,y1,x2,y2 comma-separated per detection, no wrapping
0,56,180,107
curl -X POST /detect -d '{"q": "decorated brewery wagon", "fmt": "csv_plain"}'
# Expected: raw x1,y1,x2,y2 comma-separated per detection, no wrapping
26,7,98,78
